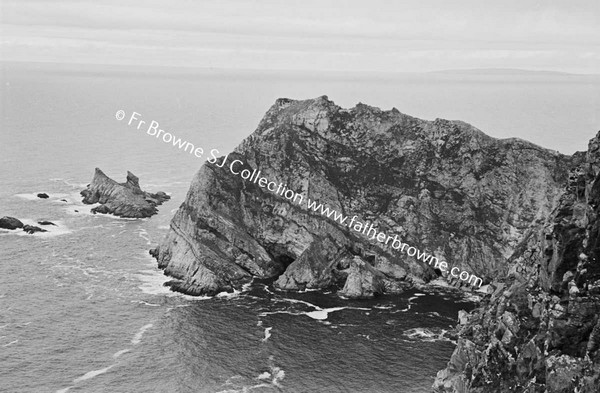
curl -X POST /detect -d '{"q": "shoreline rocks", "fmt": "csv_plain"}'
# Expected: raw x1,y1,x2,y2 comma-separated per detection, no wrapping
22,225,47,234
1,216,48,235
80,168,170,218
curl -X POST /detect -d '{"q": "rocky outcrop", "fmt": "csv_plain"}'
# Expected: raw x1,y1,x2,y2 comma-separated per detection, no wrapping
0,216,24,230
22,225,47,234
152,96,576,298
81,168,170,218
434,131,600,392
0,217,48,234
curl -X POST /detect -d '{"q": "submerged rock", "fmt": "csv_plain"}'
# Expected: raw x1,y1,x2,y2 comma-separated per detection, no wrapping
0,216,24,230
80,168,170,218
37,221,56,226
152,96,577,297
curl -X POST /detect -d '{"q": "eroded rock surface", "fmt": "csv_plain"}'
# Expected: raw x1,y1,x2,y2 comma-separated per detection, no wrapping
152,96,576,298
434,132,600,392
81,168,170,218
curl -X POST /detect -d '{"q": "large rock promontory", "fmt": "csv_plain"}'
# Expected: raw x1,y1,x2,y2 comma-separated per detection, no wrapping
151,96,578,297
81,168,170,218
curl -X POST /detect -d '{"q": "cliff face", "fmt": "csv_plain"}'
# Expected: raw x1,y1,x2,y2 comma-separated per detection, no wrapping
81,168,170,218
434,132,600,392
152,96,574,297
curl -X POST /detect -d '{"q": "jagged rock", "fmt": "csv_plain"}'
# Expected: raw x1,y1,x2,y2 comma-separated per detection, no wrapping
36,193,49,199
22,225,47,234
37,221,56,226
434,131,600,392
0,216,24,230
80,168,170,218
153,96,577,297
338,257,386,299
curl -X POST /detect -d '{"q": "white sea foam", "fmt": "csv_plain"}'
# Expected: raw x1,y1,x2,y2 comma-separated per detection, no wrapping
262,299,370,321
131,323,153,345
215,289,242,299
112,349,131,359
261,327,272,342
2,339,18,347
403,327,454,343
137,228,152,245
15,193,52,201
132,300,161,307
135,269,174,296
73,365,115,383
304,307,347,320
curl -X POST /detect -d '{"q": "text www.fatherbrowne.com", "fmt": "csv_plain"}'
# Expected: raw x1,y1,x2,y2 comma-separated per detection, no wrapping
117,110,483,288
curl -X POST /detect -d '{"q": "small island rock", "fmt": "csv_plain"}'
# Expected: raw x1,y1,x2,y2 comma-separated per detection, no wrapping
80,168,170,218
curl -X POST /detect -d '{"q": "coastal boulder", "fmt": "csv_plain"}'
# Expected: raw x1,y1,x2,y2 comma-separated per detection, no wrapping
0,216,24,230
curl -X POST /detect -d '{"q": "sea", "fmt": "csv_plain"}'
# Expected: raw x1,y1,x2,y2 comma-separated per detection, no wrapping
1,62,598,393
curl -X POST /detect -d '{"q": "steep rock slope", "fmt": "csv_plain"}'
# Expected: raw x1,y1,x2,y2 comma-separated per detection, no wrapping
434,132,600,392
152,96,574,297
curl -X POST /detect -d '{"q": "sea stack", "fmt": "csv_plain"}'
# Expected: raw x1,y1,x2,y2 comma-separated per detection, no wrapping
81,168,170,218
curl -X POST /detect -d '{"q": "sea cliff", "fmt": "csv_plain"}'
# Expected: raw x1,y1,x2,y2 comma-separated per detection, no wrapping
433,132,600,392
151,96,575,297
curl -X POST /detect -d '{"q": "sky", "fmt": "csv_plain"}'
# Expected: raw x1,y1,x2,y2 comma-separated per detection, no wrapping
1,0,599,73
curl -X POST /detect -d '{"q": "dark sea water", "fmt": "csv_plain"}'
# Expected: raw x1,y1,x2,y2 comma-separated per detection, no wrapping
1,62,598,392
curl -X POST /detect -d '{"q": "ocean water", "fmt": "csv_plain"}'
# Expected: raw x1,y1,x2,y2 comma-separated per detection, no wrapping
1,62,598,392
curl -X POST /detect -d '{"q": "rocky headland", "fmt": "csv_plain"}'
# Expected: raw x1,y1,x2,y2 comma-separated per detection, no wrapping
151,96,579,297
150,96,600,391
81,168,170,218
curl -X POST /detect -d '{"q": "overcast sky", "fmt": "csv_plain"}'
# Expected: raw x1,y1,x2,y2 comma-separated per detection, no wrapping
1,0,599,73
